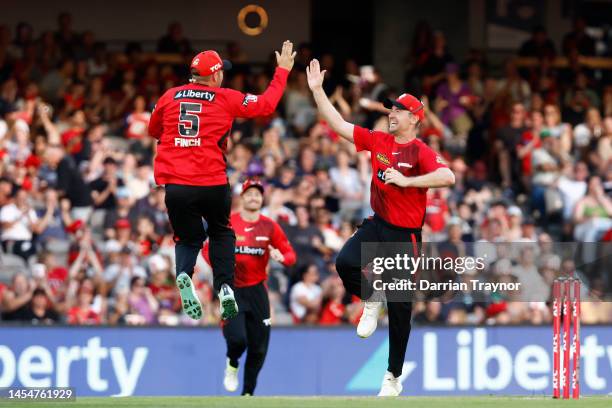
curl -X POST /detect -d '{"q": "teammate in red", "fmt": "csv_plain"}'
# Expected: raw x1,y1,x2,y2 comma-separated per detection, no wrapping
149,41,296,321
202,178,296,395
306,59,455,396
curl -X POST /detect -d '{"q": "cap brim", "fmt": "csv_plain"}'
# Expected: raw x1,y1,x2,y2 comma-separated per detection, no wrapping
241,185,264,195
383,98,407,110
222,60,232,71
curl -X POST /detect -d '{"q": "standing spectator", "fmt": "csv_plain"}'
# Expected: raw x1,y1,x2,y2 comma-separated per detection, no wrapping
285,206,325,278
573,176,612,243
289,264,322,324
435,63,473,136
496,103,527,189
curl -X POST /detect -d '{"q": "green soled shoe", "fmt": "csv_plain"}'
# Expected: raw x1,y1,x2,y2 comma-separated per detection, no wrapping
176,272,203,320
219,284,238,320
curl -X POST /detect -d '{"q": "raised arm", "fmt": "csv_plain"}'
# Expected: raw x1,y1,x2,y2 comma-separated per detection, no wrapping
307,59,354,143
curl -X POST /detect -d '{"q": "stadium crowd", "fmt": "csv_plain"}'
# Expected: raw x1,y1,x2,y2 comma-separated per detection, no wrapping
0,15,611,327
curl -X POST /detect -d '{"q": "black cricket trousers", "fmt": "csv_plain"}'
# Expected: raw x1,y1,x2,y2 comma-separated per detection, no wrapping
223,282,271,395
335,214,421,379
164,183,235,292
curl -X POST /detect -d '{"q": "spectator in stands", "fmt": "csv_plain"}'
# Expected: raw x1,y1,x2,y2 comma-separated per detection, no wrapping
0,188,48,260
496,102,527,189
1,272,32,320
519,26,557,59
12,287,59,324
90,156,123,211
573,175,612,243
562,17,596,56
66,278,102,325
157,22,192,54
290,264,322,324
330,148,363,221
127,276,158,325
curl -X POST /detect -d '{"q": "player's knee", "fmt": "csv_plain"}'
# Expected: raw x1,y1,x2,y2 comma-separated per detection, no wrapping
227,334,247,351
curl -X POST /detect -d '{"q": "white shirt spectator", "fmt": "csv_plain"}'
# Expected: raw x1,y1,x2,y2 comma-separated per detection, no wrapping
557,176,587,220
0,203,38,241
290,281,322,320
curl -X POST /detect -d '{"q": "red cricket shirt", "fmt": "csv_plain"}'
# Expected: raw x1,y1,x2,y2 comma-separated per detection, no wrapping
149,67,289,186
354,125,449,229
202,212,296,288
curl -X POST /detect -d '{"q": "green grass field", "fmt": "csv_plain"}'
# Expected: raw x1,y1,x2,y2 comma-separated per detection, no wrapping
2,396,610,408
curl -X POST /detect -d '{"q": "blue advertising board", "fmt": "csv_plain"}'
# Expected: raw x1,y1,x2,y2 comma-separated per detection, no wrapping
0,325,610,396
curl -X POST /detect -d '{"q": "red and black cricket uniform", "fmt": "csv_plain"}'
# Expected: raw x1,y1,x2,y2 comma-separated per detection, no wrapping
335,93,449,380
149,50,289,292
203,211,295,395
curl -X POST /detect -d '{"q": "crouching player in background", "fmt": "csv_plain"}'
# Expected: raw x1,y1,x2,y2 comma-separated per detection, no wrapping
203,178,296,395
306,59,455,396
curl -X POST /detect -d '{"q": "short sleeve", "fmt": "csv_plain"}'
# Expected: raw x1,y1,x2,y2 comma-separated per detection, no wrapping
419,144,448,174
353,125,375,152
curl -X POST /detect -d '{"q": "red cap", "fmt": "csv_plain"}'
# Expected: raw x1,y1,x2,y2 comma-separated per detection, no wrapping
241,178,264,195
65,219,84,234
384,93,425,121
190,51,232,77
115,219,131,229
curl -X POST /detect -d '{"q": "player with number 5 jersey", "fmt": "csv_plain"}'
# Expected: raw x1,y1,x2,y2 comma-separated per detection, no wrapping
149,41,296,321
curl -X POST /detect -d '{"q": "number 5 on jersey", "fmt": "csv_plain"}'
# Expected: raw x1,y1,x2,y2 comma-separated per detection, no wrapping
178,102,202,137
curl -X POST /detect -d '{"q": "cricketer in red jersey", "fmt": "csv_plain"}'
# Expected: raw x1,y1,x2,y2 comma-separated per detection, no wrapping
149,41,296,321
202,178,296,395
306,59,455,397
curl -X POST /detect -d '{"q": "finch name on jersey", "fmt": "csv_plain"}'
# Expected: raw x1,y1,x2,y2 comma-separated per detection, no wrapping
174,89,216,102
174,137,201,147
236,245,265,256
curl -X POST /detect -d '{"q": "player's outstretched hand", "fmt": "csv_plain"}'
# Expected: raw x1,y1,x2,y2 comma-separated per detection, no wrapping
276,40,296,71
306,59,326,91
268,245,285,263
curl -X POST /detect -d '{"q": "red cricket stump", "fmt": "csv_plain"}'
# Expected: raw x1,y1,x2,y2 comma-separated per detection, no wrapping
572,279,581,399
552,280,561,399
562,279,571,399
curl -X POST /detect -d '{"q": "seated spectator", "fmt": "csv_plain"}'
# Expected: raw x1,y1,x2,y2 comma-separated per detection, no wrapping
435,63,473,135
157,22,192,54
0,188,48,260
66,278,101,325
330,148,363,220
562,17,596,56
319,275,346,325
1,273,32,320
12,287,59,324
290,264,322,324
127,276,158,325
573,175,612,244
125,96,151,140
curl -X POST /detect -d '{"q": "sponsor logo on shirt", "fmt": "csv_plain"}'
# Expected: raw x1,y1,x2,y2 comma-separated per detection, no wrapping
242,94,258,106
436,155,445,164
398,162,413,168
245,227,254,232
235,245,265,256
255,236,269,241
174,89,216,102
236,235,246,242
376,153,390,166
376,169,386,182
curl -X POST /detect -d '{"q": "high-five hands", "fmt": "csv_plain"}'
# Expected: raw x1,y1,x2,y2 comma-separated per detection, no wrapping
306,59,326,91
276,40,296,71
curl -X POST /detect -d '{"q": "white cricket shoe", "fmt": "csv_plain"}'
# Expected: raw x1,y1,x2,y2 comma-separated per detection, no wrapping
219,283,239,320
357,300,382,338
378,371,402,396
223,359,239,392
